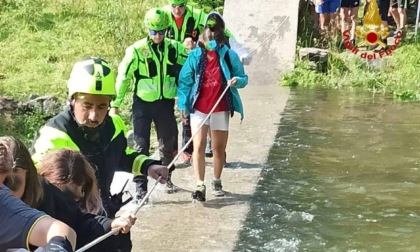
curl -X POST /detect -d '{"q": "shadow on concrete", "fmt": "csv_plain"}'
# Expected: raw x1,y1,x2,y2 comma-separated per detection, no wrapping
203,192,252,209
175,161,216,169
149,199,193,206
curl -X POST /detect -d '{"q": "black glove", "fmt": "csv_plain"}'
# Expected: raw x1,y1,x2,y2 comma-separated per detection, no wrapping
43,236,73,252
106,193,133,218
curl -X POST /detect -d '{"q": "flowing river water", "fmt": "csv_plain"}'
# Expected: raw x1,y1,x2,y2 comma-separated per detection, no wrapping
235,88,420,252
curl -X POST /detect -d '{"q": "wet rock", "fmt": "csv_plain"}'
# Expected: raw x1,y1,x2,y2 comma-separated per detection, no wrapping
0,97,19,115
299,47,328,73
25,95,62,115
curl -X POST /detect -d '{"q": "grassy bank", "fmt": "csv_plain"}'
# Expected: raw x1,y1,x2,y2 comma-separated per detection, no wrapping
286,2,420,100
0,0,222,144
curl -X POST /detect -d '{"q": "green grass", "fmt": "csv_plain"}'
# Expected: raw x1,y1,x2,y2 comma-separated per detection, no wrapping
0,0,223,144
284,37,420,99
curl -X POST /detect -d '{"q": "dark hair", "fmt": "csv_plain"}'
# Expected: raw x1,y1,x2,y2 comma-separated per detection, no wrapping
204,12,227,46
0,136,44,207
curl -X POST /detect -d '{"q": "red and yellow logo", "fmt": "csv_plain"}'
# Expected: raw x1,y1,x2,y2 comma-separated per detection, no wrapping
343,0,402,59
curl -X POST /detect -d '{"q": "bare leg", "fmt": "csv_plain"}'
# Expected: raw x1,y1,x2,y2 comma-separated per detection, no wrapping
350,6,359,40
340,7,350,36
329,12,339,37
390,7,401,29
319,13,330,36
398,7,406,28
192,124,209,182
211,130,228,180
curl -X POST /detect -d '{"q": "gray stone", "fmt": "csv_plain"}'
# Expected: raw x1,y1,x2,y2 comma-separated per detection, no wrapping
299,47,329,72
0,97,19,115
0,95,64,117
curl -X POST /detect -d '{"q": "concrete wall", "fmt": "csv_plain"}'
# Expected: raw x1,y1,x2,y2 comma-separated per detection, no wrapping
223,0,300,85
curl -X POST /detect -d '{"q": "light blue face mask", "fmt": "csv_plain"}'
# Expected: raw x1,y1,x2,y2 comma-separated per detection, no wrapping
205,40,218,50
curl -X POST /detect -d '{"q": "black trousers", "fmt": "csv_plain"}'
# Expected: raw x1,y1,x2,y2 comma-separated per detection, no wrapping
181,115,194,155
132,97,178,190
378,0,391,22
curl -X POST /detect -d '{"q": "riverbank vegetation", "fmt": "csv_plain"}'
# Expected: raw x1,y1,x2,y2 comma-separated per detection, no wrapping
0,0,222,143
285,1,420,100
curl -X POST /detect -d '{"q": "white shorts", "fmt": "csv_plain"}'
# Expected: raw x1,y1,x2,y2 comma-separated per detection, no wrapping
190,110,229,131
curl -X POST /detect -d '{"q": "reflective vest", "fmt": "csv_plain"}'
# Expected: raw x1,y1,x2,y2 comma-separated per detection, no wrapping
163,5,206,42
112,38,188,107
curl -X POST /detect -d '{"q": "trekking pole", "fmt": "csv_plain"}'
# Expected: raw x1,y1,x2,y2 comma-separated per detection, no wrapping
75,85,231,252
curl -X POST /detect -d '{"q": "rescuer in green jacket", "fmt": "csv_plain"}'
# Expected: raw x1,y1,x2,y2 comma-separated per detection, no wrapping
109,8,188,201
162,0,207,49
32,57,169,218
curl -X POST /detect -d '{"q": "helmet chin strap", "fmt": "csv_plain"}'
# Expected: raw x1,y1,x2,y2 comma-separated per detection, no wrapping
70,106,103,143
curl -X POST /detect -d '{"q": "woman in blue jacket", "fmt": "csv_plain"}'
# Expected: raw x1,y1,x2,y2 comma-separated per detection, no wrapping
177,25,248,202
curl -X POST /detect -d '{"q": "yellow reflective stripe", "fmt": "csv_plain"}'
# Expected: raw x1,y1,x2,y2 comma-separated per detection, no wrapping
131,154,149,175
163,77,177,98
138,79,158,91
26,215,49,249
32,126,79,165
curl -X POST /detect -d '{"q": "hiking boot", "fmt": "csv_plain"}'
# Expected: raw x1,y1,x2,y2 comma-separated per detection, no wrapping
205,139,213,158
133,188,148,205
211,179,225,197
191,185,206,202
165,177,179,194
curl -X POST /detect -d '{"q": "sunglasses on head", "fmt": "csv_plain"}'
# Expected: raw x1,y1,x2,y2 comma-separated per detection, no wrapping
149,29,166,36
171,3,185,8
206,19,217,28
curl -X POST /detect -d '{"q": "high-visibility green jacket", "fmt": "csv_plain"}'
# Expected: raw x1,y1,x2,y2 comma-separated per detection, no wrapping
162,4,207,42
32,108,158,210
111,37,188,107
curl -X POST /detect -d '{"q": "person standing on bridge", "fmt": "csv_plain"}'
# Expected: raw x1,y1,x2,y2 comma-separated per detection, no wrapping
109,8,189,201
169,8,252,163
161,0,207,165
178,26,248,202
201,11,252,160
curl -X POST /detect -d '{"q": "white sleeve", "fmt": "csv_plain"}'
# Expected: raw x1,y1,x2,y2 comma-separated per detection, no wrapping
229,38,252,65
